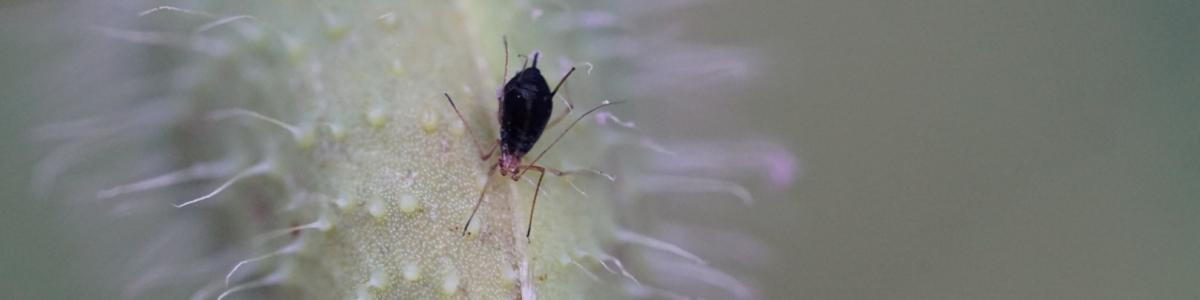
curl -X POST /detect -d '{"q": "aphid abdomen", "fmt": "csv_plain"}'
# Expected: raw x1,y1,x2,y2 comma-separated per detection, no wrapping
499,67,554,157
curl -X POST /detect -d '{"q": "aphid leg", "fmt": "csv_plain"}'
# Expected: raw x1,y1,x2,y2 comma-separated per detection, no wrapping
546,98,574,128
481,140,499,160
549,67,576,98
522,164,550,239
547,67,578,128
462,161,500,236
516,164,603,239
443,93,499,160
517,165,608,180
524,164,572,177
519,100,625,179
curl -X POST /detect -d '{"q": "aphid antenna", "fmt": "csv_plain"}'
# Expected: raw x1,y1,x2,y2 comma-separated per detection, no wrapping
501,35,510,84
516,53,532,69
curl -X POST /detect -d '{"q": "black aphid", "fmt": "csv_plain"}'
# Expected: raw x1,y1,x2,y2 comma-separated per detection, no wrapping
443,37,620,239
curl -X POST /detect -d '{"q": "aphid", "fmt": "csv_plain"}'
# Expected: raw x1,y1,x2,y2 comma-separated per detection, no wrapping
443,37,620,239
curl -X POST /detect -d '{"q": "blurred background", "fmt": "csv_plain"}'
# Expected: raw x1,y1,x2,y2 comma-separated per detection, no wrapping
3,0,1198,299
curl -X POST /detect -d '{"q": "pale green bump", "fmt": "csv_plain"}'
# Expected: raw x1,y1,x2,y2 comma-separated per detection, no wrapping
399,194,419,214
376,12,400,31
449,118,466,138
366,198,387,220
572,250,593,262
355,285,374,300
367,268,390,290
314,210,335,232
334,195,358,212
325,122,347,141
557,253,572,267
421,107,440,134
440,278,460,297
476,173,489,190
243,24,270,48
390,59,406,78
439,262,460,296
283,35,306,63
500,266,518,288
296,123,318,149
323,13,349,40
366,107,388,128
402,262,421,282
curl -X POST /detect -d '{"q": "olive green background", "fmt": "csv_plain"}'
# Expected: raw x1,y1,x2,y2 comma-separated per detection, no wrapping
3,1,1198,299
2,2,84,299
653,1,1199,298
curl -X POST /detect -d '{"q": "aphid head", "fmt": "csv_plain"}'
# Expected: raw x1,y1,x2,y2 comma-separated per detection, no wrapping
499,153,522,180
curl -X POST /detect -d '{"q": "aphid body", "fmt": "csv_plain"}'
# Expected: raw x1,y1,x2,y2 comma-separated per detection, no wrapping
444,38,618,238
497,57,554,180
